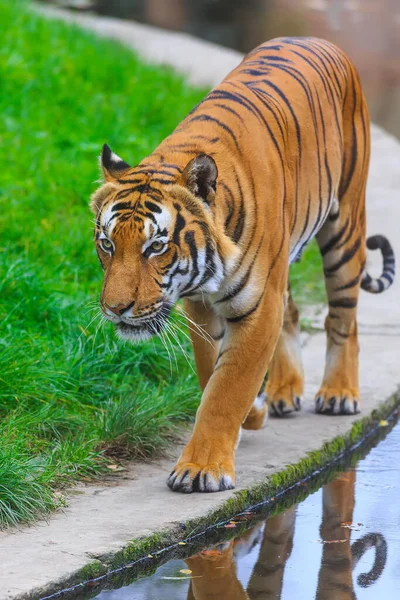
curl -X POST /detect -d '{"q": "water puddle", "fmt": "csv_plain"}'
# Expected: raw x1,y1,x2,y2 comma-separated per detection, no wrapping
41,413,399,599
55,0,400,140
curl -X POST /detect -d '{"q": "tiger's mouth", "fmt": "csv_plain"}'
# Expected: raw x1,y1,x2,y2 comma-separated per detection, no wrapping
116,319,164,342
115,303,172,343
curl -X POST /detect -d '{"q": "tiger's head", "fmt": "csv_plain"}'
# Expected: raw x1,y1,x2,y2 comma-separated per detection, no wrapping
90,145,238,342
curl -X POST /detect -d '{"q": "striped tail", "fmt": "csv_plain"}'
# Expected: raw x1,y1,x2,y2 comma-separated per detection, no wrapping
361,235,396,294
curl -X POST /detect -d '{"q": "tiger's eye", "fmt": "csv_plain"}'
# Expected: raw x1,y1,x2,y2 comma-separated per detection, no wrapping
100,238,113,253
150,241,164,253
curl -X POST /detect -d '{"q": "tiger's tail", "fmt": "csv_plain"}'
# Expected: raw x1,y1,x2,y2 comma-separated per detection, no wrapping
361,235,396,294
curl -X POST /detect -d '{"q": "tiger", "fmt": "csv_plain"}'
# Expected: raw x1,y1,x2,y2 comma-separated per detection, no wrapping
90,36,396,494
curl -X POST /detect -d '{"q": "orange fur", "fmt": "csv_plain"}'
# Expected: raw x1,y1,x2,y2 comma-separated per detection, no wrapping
90,37,394,493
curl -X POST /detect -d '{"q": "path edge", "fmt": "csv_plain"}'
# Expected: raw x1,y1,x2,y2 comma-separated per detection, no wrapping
25,389,400,600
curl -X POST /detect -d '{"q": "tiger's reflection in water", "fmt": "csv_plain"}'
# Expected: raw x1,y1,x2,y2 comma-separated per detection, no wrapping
185,472,387,599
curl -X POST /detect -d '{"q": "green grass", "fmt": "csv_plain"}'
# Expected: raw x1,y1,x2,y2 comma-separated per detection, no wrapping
0,0,325,528
291,241,325,305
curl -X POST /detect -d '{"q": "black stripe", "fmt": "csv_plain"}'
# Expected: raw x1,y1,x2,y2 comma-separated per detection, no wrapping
216,237,263,304
331,327,350,338
252,44,283,52
242,68,270,76
307,188,323,242
265,54,292,63
149,178,174,185
339,73,358,199
212,101,245,122
115,188,136,200
248,85,286,143
124,183,156,195
193,220,217,286
180,231,199,293
187,115,240,151
135,209,157,224
148,191,164,202
314,42,344,97
220,82,285,160
112,201,132,212
288,42,343,143
144,200,162,213
294,193,312,254
117,177,144,185
220,181,235,232
309,41,342,98
260,80,302,161
232,171,246,244
288,43,333,103
324,237,361,277
329,298,357,309
317,39,348,80
227,293,263,323
320,218,350,255
159,250,178,272
315,90,333,221
172,211,186,245
160,162,182,172
334,272,362,291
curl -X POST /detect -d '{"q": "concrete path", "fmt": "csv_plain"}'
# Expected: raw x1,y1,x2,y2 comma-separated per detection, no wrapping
33,2,243,88
2,6,399,600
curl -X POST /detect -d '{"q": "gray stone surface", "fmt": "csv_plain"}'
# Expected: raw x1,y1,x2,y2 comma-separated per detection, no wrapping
1,6,399,600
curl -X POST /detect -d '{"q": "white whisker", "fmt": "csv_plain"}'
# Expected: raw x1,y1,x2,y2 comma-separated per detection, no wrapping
164,321,196,375
157,320,174,374
173,312,214,347
160,325,178,373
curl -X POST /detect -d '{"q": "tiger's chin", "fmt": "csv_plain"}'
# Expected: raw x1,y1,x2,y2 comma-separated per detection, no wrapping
115,312,170,343
115,322,156,343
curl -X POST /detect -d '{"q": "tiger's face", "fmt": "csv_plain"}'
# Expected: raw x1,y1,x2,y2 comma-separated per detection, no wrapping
90,146,237,342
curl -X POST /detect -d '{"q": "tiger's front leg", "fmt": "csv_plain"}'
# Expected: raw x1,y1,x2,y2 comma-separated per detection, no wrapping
183,298,225,391
167,290,284,493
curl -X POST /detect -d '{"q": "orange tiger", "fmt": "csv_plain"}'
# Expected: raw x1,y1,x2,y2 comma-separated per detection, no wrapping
90,37,395,493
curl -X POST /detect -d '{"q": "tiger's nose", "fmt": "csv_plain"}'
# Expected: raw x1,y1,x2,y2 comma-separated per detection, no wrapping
103,300,135,316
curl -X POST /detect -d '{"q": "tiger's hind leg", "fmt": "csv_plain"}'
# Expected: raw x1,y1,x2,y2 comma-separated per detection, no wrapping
264,286,304,417
315,207,366,415
316,471,356,600
242,286,303,424
241,389,269,430
315,72,369,416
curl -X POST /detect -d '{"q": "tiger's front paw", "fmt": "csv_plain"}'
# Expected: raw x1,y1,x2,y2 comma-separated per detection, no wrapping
315,387,360,415
167,458,235,493
267,383,302,417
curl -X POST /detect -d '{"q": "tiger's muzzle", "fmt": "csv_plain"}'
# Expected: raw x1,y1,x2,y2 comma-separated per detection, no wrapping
102,299,173,342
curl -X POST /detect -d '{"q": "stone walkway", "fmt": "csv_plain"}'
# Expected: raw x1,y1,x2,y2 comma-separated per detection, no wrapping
2,6,399,600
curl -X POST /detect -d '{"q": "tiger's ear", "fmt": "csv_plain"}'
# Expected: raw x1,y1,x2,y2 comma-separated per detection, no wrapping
100,144,131,181
180,154,218,204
